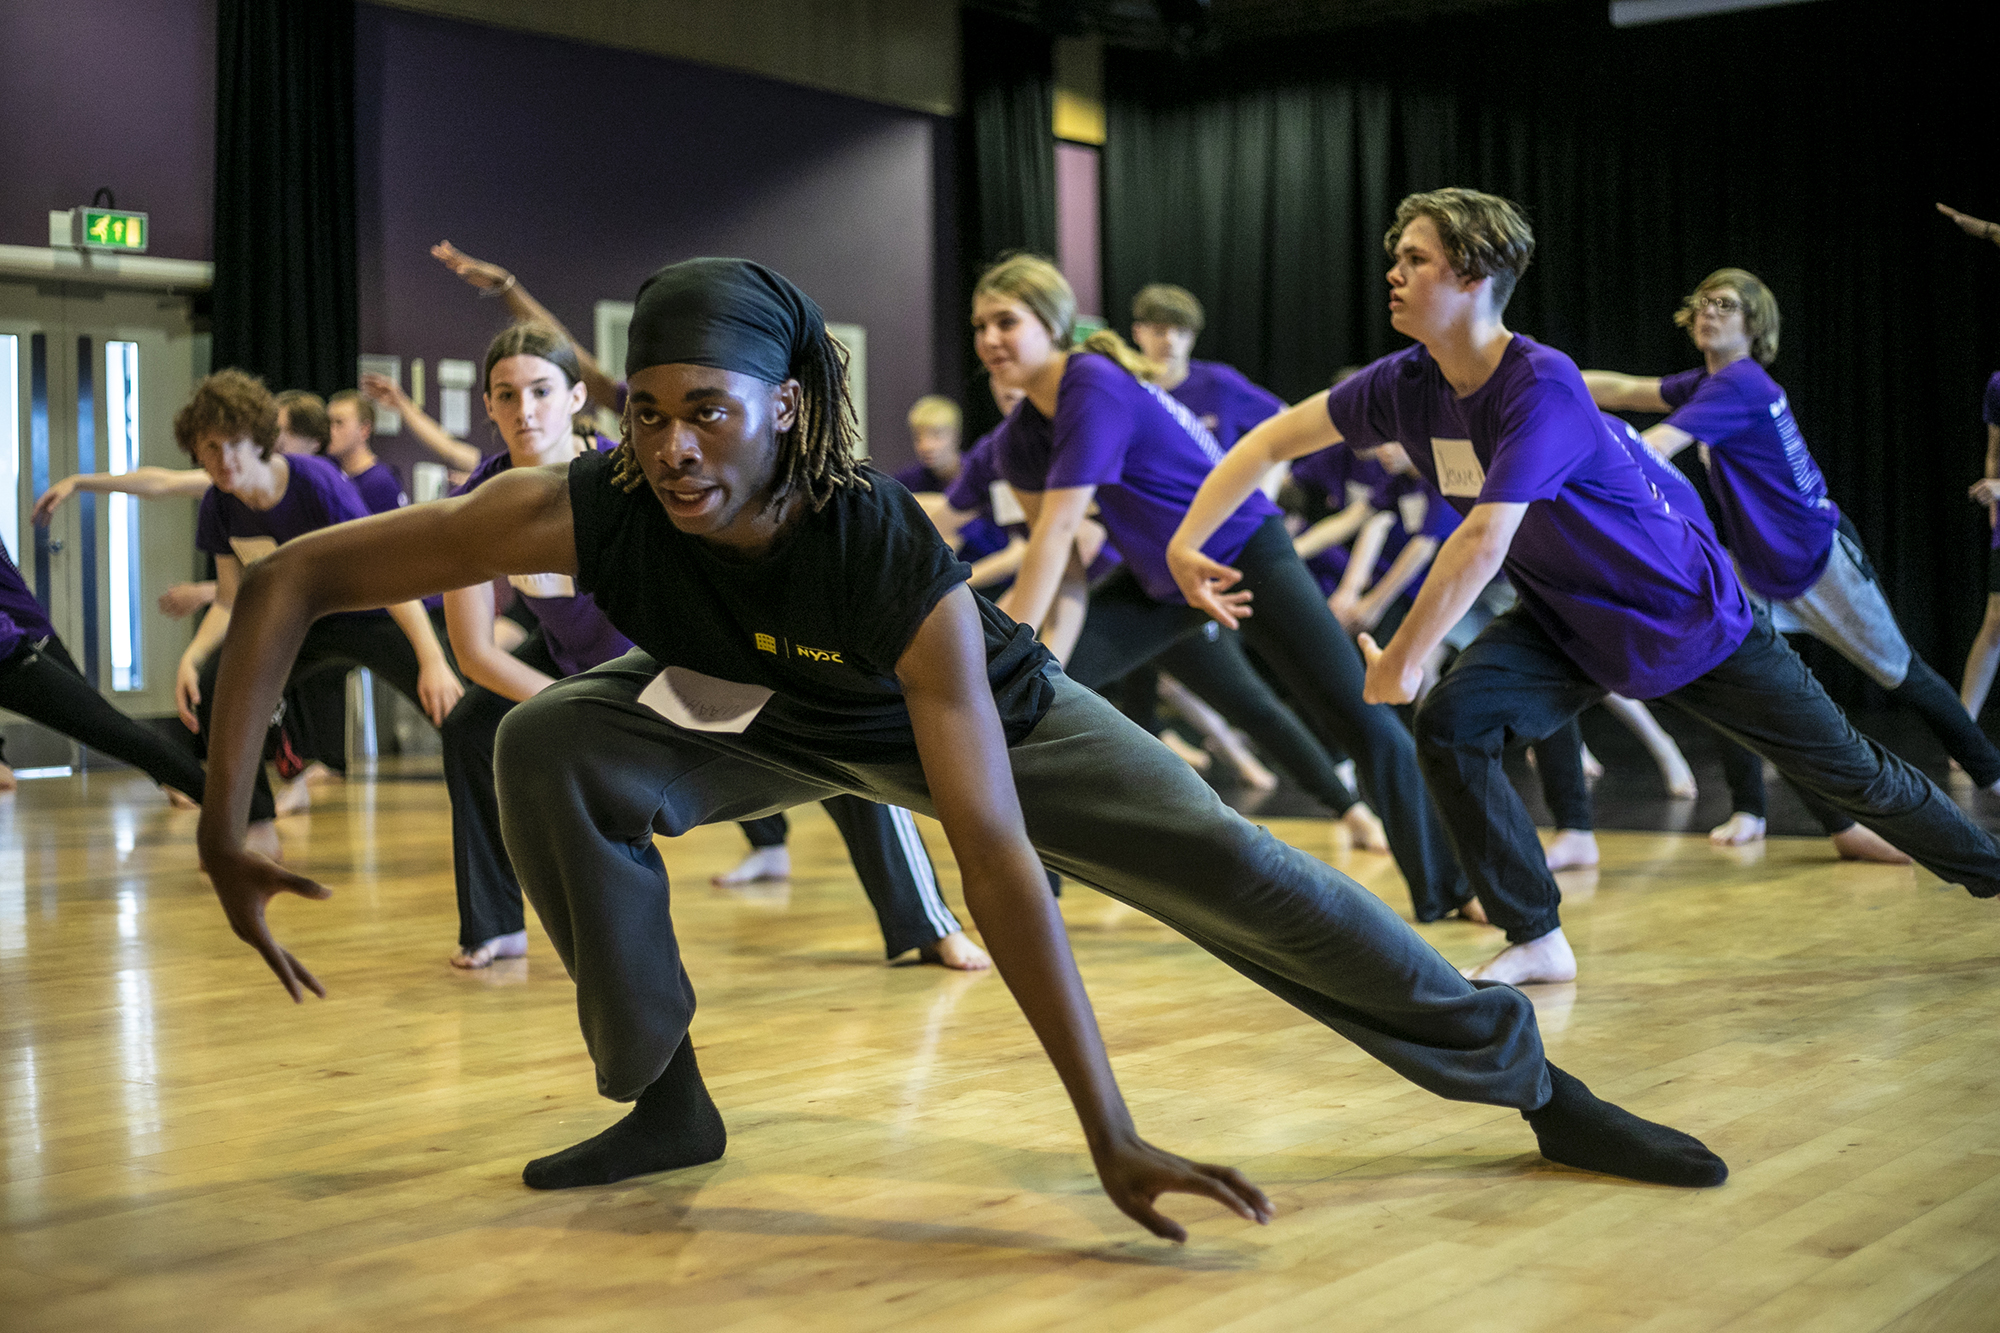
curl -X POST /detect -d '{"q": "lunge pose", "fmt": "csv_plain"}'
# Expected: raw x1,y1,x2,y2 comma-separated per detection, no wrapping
197,256,1727,1236
973,256,1464,917
1583,268,2000,794
1961,372,2000,721
1170,188,2000,987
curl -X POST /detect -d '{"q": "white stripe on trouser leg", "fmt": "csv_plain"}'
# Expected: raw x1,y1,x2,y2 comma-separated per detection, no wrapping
888,805,959,937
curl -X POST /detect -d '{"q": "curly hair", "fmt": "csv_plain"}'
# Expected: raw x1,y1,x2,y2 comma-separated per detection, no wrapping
606,329,869,514
174,369,279,460
1384,188,1536,311
1674,267,1781,366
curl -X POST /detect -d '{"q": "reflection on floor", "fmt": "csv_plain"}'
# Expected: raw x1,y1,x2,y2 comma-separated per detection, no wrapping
3,761,1999,1331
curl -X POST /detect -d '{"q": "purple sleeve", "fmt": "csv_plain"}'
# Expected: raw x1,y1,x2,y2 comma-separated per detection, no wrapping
1476,377,1598,504
1984,373,2000,426
194,489,230,554
1657,368,1706,411
311,462,371,527
1045,370,1140,490
946,439,998,513
1287,445,1351,503
1662,371,1757,448
1324,364,1395,448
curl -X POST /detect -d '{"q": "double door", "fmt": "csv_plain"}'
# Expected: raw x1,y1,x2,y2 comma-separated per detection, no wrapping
2,277,204,740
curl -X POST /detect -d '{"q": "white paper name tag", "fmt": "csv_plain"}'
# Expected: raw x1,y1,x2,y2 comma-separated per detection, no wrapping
989,480,1026,528
637,667,774,734
509,572,575,600
1398,490,1429,533
1430,438,1486,498
1345,480,1375,508
228,536,279,565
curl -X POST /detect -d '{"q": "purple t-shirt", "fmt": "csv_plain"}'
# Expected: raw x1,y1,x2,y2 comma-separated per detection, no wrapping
1169,360,1286,450
1288,445,1394,593
993,353,1279,604
451,441,633,678
1,541,55,662
1326,337,1751,698
196,452,387,621
895,458,1010,561
346,460,408,515
1658,358,1839,600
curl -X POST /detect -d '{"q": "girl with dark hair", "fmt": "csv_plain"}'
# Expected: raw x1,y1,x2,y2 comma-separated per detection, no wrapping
971,255,1463,916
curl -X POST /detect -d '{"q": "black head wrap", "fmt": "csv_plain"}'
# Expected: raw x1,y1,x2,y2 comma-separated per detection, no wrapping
625,257,826,383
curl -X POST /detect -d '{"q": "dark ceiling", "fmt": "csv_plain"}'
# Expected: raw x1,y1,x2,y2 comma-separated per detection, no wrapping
963,0,1577,49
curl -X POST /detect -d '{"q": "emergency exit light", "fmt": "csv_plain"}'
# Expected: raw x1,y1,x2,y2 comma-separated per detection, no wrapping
75,208,148,252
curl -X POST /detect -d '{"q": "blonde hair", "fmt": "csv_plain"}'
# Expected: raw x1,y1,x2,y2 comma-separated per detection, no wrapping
1384,188,1536,310
1675,267,1780,365
973,253,1161,383
906,395,961,433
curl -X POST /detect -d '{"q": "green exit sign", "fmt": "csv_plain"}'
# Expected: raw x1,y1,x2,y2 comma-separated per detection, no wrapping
76,208,148,252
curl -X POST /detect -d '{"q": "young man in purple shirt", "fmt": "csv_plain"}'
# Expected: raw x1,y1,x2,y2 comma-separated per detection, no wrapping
1583,269,2000,798
326,389,409,514
1129,283,1287,450
1170,188,2000,986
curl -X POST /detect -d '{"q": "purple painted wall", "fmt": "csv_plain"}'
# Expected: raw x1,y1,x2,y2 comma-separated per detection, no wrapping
0,0,217,259
354,5,947,477
1056,142,1102,320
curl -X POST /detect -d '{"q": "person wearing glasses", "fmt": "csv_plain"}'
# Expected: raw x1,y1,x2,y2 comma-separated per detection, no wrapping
1582,269,2000,807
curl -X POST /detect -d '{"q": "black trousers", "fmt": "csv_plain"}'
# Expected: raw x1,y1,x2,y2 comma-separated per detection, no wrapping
195,612,442,816
1066,516,1466,920
0,632,274,821
1415,605,2000,943
1151,622,1361,815
450,635,961,957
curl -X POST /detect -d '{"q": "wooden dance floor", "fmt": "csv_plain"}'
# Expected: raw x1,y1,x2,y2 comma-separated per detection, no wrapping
5,761,2000,1331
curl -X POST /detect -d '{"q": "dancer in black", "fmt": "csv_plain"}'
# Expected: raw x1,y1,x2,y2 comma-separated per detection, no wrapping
197,255,1728,1239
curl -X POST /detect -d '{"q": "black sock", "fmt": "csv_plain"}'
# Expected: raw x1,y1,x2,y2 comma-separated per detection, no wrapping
523,1035,727,1190
1525,1064,1727,1188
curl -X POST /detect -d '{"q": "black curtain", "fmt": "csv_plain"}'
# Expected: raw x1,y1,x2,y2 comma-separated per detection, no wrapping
211,0,358,398
958,10,1056,435
1104,0,2000,707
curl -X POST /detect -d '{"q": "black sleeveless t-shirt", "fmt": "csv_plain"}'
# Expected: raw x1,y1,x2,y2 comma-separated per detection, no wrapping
568,450,1054,762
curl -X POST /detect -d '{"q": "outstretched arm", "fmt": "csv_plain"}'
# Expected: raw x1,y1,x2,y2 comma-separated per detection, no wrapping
995,485,1095,633
196,468,579,1000
361,373,482,473
1359,501,1525,704
33,466,210,525
444,581,558,702
385,598,464,724
1327,511,1395,632
1351,534,1441,632
1579,370,1670,413
1170,391,1342,628
1292,497,1378,560
432,241,621,410
898,584,1272,1241
1939,203,2000,248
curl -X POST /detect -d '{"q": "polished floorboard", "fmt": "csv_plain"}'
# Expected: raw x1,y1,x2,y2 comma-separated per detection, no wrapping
4,761,2000,1332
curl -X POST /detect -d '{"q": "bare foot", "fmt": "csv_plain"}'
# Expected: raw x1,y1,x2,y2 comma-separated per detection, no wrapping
1159,730,1212,772
274,773,312,817
163,786,199,810
916,931,992,970
1580,744,1604,783
451,930,529,969
244,820,283,863
712,846,789,886
1544,829,1599,872
1455,895,1491,925
1340,803,1389,852
1660,753,1698,801
300,761,344,788
1709,811,1766,846
1830,824,1912,865
1462,927,1577,985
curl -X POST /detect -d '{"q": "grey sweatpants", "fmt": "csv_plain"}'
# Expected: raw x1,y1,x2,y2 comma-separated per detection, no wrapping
494,650,1548,1112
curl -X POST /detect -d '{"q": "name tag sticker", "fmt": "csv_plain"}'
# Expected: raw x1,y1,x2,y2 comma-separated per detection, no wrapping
1397,491,1429,533
1345,480,1374,508
638,667,773,734
1431,438,1486,498
989,480,1026,527
228,536,279,566
509,572,575,599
